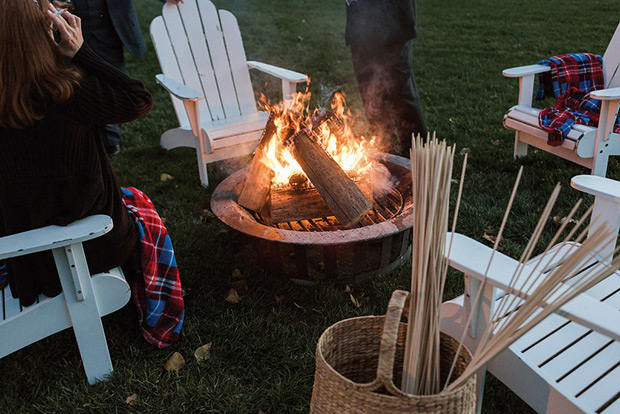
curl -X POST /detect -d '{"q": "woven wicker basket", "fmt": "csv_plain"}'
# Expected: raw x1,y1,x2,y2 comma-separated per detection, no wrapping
310,290,476,414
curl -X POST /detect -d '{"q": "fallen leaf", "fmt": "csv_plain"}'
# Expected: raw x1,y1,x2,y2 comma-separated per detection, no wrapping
512,43,521,49
274,294,285,304
483,232,503,245
194,342,212,364
232,268,243,279
344,285,352,293
200,208,216,222
552,216,561,226
225,288,242,304
230,279,248,293
490,139,500,146
297,35,304,41
459,147,471,155
164,352,185,373
125,394,138,406
349,293,362,308
160,173,174,182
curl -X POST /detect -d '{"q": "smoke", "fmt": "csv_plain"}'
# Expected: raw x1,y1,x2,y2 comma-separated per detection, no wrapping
371,161,397,199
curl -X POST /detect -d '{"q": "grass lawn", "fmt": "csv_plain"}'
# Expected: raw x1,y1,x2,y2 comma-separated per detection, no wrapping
1,0,619,412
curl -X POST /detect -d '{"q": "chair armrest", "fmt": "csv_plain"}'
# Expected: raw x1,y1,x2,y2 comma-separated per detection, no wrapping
502,64,550,78
503,64,550,107
0,215,113,260
155,74,204,102
590,87,620,100
444,232,620,342
246,61,307,83
571,175,620,203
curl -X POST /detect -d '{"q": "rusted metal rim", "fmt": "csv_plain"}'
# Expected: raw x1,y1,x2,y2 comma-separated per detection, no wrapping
211,152,412,246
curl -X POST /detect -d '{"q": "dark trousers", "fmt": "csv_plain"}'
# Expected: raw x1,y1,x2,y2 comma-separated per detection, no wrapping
350,40,427,156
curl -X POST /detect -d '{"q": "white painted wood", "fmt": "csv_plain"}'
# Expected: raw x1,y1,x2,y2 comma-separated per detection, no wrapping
503,64,551,78
195,0,239,120
220,10,256,116
503,23,620,177
0,215,112,260
248,61,308,83
440,175,620,413
156,74,203,101
0,216,131,385
150,0,306,186
161,4,214,123
602,22,620,88
150,17,190,128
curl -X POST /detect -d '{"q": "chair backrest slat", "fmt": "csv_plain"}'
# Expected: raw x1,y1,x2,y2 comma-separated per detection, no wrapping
154,0,259,125
194,0,240,121
603,22,620,88
176,0,225,122
150,17,191,128
219,10,257,116
160,5,214,123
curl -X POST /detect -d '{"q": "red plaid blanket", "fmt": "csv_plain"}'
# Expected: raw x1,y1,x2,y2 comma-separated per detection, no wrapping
122,187,184,348
536,53,620,146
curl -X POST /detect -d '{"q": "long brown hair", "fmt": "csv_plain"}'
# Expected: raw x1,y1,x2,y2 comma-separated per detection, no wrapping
0,0,82,129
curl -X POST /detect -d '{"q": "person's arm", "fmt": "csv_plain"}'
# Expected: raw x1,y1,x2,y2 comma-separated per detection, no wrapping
69,44,154,124
47,4,153,125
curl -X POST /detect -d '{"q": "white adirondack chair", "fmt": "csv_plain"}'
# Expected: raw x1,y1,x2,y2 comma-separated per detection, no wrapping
440,175,620,413
503,22,620,177
0,215,131,385
150,0,308,187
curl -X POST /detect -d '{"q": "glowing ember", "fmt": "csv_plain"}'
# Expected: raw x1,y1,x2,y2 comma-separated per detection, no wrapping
259,90,374,185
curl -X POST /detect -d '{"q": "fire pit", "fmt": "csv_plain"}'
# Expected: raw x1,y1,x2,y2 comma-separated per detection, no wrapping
211,152,412,285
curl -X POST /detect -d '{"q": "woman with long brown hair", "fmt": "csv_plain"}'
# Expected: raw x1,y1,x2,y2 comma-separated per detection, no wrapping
0,1,152,308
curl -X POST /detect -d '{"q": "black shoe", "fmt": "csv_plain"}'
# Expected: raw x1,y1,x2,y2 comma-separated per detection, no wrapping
106,144,121,156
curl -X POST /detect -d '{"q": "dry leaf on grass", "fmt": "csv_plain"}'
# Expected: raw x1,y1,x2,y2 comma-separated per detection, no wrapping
230,279,248,294
483,232,503,245
194,342,212,364
225,288,242,304
125,394,138,406
160,173,174,182
349,294,362,308
459,147,471,155
491,139,501,146
164,352,185,373
553,215,577,227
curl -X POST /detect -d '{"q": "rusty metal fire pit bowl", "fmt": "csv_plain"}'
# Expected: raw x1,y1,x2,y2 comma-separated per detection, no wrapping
211,153,412,285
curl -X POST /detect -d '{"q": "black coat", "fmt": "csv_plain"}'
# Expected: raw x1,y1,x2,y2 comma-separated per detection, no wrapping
345,0,417,48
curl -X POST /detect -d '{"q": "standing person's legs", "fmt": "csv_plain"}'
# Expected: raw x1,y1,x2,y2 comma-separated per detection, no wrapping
350,44,399,154
394,40,427,157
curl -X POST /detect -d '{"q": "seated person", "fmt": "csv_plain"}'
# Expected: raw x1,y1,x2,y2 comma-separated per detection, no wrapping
0,0,183,347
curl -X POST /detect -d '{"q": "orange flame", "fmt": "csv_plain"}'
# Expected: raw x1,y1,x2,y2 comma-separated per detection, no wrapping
259,91,374,185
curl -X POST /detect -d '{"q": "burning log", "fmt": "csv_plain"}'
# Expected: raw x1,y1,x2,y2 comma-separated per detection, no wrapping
237,113,294,213
288,128,372,228
271,172,372,224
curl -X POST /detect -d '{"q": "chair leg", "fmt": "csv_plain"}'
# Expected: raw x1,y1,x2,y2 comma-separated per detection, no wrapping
514,132,528,158
196,148,209,187
591,151,610,176
53,244,113,385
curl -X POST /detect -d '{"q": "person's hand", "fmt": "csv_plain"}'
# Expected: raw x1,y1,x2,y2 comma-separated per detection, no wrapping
47,3,83,58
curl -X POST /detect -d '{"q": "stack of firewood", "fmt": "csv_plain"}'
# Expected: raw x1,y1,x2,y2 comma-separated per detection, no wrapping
237,111,372,228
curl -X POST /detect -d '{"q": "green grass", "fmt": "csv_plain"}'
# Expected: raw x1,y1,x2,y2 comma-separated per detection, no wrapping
2,0,619,412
